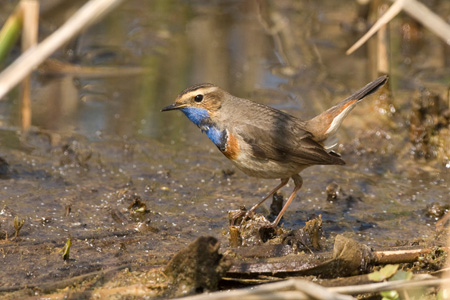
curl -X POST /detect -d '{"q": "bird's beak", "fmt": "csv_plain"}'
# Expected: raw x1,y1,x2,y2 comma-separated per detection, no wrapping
161,103,188,112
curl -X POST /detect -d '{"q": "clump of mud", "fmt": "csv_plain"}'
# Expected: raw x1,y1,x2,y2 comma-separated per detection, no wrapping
163,236,232,297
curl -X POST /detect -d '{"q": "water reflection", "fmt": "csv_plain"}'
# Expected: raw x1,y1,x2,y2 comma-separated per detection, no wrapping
9,0,350,140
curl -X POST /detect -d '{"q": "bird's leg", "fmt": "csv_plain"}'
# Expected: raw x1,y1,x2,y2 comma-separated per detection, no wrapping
239,178,289,225
271,174,303,227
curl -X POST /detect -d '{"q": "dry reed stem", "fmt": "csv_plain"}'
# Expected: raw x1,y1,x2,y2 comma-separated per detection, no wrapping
330,277,450,295
20,0,39,131
175,279,355,300
377,4,389,75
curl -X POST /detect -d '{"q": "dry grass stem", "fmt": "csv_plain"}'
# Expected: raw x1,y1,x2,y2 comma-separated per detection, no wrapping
330,277,450,295
175,279,356,300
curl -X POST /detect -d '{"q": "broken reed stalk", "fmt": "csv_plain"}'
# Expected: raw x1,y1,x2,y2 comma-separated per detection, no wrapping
347,0,450,55
20,0,39,131
347,0,403,55
227,245,449,276
373,247,450,264
0,0,124,100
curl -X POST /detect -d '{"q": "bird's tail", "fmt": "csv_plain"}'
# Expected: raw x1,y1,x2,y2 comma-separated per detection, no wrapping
305,75,388,149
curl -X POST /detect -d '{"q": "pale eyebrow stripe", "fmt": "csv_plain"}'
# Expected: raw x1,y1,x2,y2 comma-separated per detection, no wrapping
179,84,217,97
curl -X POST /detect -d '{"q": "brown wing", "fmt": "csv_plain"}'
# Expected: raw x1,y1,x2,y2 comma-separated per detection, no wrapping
222,95,345,166
234,117,345,166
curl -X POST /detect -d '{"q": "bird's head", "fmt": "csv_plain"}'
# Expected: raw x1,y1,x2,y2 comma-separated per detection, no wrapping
161,83,224,127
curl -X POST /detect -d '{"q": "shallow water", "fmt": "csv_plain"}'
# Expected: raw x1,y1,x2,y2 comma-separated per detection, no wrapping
0,0,449,292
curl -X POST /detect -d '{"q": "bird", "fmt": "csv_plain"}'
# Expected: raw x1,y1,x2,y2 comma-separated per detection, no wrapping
162,75,388,227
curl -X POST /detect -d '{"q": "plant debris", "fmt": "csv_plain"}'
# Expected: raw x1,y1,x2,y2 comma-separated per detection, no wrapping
163,236,232,297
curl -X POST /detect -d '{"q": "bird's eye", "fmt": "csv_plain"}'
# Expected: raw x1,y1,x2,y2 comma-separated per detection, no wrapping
194,94,203,102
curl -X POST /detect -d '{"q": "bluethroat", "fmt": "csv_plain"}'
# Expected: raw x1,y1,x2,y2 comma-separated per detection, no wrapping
162,76,388,227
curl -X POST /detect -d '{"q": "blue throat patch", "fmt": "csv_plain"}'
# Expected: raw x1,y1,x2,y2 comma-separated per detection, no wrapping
180,107,209,127
180,107,227,151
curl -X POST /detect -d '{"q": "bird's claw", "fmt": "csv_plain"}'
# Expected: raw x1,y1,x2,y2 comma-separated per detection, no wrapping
229,206,247,226
229,206,258,227
238,210,255,226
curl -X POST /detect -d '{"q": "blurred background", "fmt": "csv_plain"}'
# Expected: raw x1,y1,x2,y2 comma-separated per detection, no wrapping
0,0,449,293
0,0,444,139
0,0,448,144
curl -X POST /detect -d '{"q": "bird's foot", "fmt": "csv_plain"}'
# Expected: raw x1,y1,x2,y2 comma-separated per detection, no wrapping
228,205,261,226
238,206,259,226
229,206,248,226
267,221,279,228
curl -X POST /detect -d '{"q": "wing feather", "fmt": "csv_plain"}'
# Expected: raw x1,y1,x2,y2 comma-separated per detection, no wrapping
235,122,345,166
224,97,345,166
